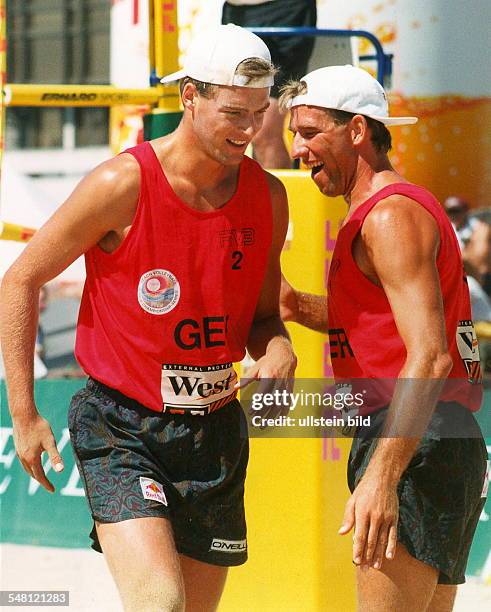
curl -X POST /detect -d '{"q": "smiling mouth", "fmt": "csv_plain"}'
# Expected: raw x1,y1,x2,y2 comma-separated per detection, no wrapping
304,160,324,177
227,138,248,148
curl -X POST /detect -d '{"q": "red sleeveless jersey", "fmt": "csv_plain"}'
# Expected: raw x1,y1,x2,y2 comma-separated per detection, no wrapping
75,142,273,413
328,183,482,414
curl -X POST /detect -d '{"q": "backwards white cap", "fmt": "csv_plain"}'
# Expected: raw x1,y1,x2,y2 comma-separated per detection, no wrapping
289,65,417,126
160,24,274,88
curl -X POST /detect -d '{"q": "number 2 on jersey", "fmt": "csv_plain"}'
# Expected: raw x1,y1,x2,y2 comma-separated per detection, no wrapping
231,250,243,270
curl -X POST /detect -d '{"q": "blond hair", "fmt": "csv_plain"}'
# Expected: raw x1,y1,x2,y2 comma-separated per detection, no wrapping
179,58,276,99
278,79,307,112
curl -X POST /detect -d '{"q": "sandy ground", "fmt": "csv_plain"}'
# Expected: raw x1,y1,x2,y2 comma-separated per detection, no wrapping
1,544,490,611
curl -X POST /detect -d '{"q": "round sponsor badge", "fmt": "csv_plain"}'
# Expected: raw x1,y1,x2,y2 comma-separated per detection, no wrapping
138,269,180,315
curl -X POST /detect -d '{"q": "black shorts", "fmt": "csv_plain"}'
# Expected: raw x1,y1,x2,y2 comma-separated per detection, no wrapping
68,379,249,566
222,0,317,97
348,403,488,584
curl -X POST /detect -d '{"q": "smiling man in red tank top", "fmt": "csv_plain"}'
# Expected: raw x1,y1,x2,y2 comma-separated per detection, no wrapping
0,25,296,612
279,66,487,611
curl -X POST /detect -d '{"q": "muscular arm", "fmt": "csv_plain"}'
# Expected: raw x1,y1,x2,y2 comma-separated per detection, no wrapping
246,173,296,371
362,196,453,481
340,195,453,567
0,154,139,489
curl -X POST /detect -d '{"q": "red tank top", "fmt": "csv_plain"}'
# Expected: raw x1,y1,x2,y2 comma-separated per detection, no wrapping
75,142,273,413
328,183,482,414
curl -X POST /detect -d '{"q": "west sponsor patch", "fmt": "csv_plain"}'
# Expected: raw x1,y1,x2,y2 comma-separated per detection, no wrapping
138,269,180,315
456,320,482,384
139,477,168,506
209,538,247,553
161,363,237,415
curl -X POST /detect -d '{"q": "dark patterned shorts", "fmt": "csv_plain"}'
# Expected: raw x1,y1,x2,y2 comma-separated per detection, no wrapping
348,402,488,584
68,379,249,566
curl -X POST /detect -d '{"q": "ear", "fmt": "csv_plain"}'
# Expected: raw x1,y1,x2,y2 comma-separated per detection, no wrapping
350,115,368,146
181,82,197,111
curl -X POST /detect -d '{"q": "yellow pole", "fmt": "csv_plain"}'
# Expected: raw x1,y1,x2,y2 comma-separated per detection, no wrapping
153,0,180,111
4,84,160,107
148,0,156,79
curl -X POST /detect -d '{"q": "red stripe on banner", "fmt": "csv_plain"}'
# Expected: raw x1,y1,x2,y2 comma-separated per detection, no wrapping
133,0,139,25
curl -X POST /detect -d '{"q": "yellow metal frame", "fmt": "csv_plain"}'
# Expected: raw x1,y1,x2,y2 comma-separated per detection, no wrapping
4,84,160,107
2,1,179,111
0,1,180,242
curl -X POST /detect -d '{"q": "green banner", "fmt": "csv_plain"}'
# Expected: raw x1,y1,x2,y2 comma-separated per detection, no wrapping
1,379,490,579
0,379,90,548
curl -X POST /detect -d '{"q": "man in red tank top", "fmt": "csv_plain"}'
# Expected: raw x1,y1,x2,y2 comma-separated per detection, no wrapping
0,25,296,611
279,66,487,610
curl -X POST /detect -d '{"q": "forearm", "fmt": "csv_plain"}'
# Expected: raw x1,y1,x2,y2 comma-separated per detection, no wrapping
365,353,453,483
247,314,293,362
0,273,40,419
294,291,328,333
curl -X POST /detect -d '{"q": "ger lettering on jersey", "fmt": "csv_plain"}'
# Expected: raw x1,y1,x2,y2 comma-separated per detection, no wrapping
75,141,273,413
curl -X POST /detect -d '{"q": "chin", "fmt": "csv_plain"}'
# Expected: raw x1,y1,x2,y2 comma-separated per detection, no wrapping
320,184,341,198
314,175,340,197
210,145,244,166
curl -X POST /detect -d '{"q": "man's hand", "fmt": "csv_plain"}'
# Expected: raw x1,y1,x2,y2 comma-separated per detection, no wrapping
239,337,297,418
339,473,399,570
13,414,64,493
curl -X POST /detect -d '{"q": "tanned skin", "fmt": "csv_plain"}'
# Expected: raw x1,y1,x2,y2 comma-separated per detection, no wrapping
282,106,455,611
0,82,296,612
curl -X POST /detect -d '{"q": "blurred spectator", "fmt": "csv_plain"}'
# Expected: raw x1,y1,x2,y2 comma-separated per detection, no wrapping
445,197,491,374
222,0,317,168
444,196,491,295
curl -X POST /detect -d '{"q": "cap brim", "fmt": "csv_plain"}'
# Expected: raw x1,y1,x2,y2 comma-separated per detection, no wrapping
160,69,187,84
370,114,418,126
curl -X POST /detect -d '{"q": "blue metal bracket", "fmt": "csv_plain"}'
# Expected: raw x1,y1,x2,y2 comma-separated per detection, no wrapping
248,27,392,86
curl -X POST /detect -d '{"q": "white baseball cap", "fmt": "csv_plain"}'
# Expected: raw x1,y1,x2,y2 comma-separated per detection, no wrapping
160,24,274,88
289,65,417,126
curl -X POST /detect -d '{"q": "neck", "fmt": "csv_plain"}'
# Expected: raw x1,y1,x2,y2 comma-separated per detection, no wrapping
344,151,406,212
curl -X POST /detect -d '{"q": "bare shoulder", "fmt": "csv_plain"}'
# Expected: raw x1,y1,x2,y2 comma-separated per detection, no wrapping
264,171,289,246
362,194,438,244
264,170,287,205
48,152,142,235
264,170,288,218
3,153,143,285
83,153,140,210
